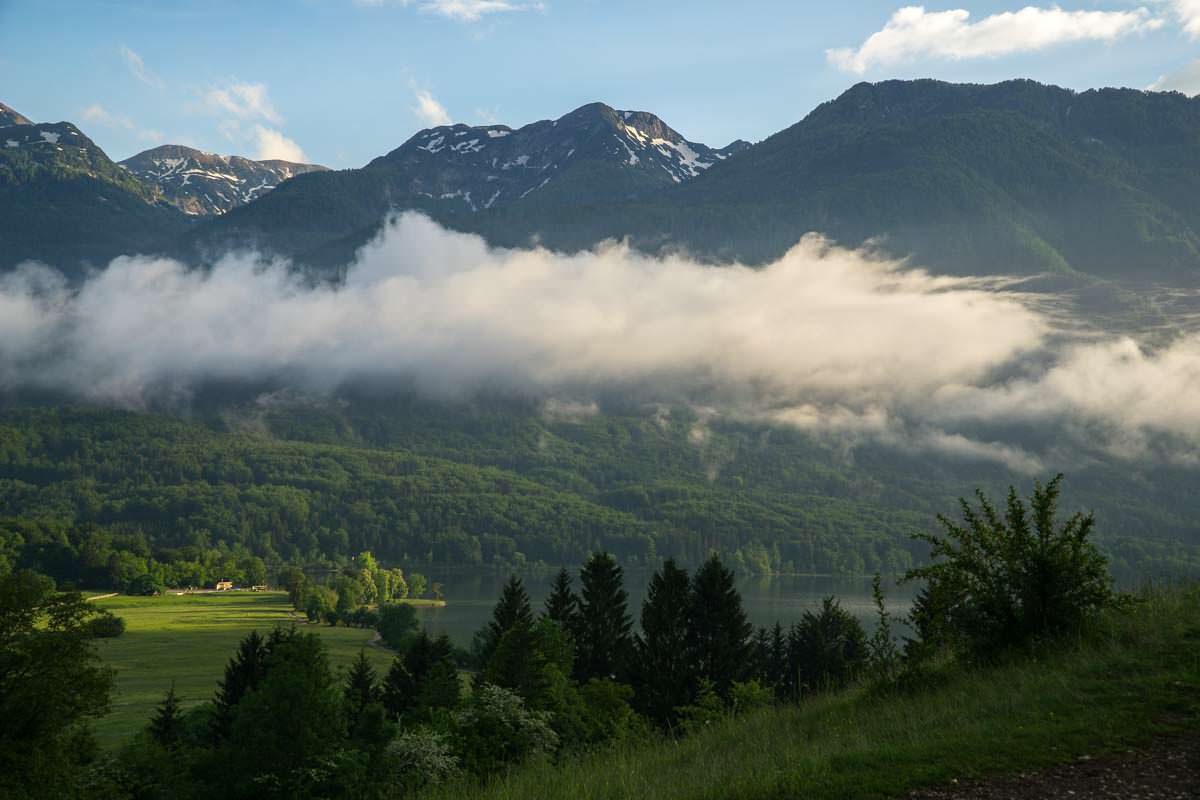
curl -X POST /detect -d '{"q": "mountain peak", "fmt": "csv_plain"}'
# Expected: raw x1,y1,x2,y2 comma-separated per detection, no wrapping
120,144,328,216
0,102,33,126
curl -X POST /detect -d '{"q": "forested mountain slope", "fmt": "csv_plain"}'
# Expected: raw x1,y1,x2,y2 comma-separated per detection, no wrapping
0,119,190,275
1,398,1195,590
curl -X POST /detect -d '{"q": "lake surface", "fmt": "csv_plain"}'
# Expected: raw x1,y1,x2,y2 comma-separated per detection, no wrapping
410,570,916,646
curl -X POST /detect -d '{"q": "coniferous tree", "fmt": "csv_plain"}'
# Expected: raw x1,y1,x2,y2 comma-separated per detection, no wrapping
573,552,633,682
768,621,788,691
632,558,693,727
381,657,417,719
543,567,579,628
790,597,868,694
223,631,343,797
344,649,378,735
687,554,752,697
476,574,533,667
148,683,184,749
211,629,269,740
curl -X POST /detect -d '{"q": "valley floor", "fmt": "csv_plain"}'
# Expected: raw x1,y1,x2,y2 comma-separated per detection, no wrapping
90,591,396,745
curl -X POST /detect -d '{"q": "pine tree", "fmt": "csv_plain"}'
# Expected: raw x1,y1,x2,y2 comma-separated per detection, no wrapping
148,683,184,749
573,551,633,682
211,629,268,740
344,649,378,735
543,567,579,628
477,574,533,667
632,558,693,727
687,554,752,697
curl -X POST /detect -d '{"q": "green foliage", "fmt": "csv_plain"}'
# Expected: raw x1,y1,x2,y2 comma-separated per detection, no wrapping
573,552,634,683
376,601,419,650
222,630,344,798
687,554,753,697
211,629,268,741
906,474,1113,657
386,729,462,792
476,573,534,667
543,567,579,627
788,597,868,695
867,574,900,683
87,609,126,638
633,558,693,726
0,570,114,800
147,684,184,750
451,684,558,775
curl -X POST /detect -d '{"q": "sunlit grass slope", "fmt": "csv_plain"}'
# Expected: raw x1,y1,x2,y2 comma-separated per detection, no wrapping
429,584,1200,800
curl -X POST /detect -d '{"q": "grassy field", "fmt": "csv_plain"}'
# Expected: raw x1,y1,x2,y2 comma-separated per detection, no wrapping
428,584,1200,800
89,591,400,746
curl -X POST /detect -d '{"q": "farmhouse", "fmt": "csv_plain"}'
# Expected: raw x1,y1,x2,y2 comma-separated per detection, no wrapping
214,580,234,591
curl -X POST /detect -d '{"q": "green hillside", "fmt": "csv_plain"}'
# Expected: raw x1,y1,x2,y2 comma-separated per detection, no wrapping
2,397,1197,590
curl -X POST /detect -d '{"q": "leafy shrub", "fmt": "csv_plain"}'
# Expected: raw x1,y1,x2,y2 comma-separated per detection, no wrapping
905,474,1111,658
386,729,461,791
87,611,126,638
451,685,557,774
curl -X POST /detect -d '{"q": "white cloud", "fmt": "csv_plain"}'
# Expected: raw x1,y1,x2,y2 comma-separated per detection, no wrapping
251,125,307,162
828,5,1163,74
6,214,1200,469
1149,59,1200,94
204,82,282,125
1171,0,1200,38
359,0,540,21
118,44,164,88
412,88,452,126
80,104,165,145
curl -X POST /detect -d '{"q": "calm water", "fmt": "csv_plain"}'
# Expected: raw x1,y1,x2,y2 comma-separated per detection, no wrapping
411,570,916,646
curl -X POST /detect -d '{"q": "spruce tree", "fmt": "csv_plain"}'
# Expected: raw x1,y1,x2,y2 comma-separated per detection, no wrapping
543,567,579,628
477,574,533,667
381,657,417,719
211,629,268,740
573,551,633,682
148,683,184,749
687,554,752,696
632,558,693,727
344,649,378,735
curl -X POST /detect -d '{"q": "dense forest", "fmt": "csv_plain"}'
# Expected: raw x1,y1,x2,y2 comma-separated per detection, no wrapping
1,396,1198,591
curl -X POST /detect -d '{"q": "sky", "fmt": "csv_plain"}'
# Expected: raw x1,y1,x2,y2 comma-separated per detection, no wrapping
1,0,1199,168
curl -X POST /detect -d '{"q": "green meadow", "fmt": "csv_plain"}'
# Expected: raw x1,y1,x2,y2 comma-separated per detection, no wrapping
89,591,400,745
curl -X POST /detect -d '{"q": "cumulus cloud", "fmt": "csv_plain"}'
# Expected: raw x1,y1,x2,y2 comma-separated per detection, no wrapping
251,125,307,161
4,214,1200,472
118,44,164,88
412,88,452,126
1148,59,1200,94
828,5,1162,74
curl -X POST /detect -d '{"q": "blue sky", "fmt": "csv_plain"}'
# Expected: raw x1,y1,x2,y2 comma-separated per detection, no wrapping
2,0,1199,167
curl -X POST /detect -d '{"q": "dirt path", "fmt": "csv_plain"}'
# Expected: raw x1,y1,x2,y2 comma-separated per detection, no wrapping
86,593,118,602
908,738,1199,799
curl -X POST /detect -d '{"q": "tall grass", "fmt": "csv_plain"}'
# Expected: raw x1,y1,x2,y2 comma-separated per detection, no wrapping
428,584,1200,800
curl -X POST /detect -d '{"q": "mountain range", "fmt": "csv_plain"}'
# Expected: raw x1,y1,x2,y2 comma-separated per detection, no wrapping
119,145,327,216
4,80,1200,284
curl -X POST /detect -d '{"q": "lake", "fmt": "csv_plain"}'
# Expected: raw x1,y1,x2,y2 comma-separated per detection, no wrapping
409,569,916,646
